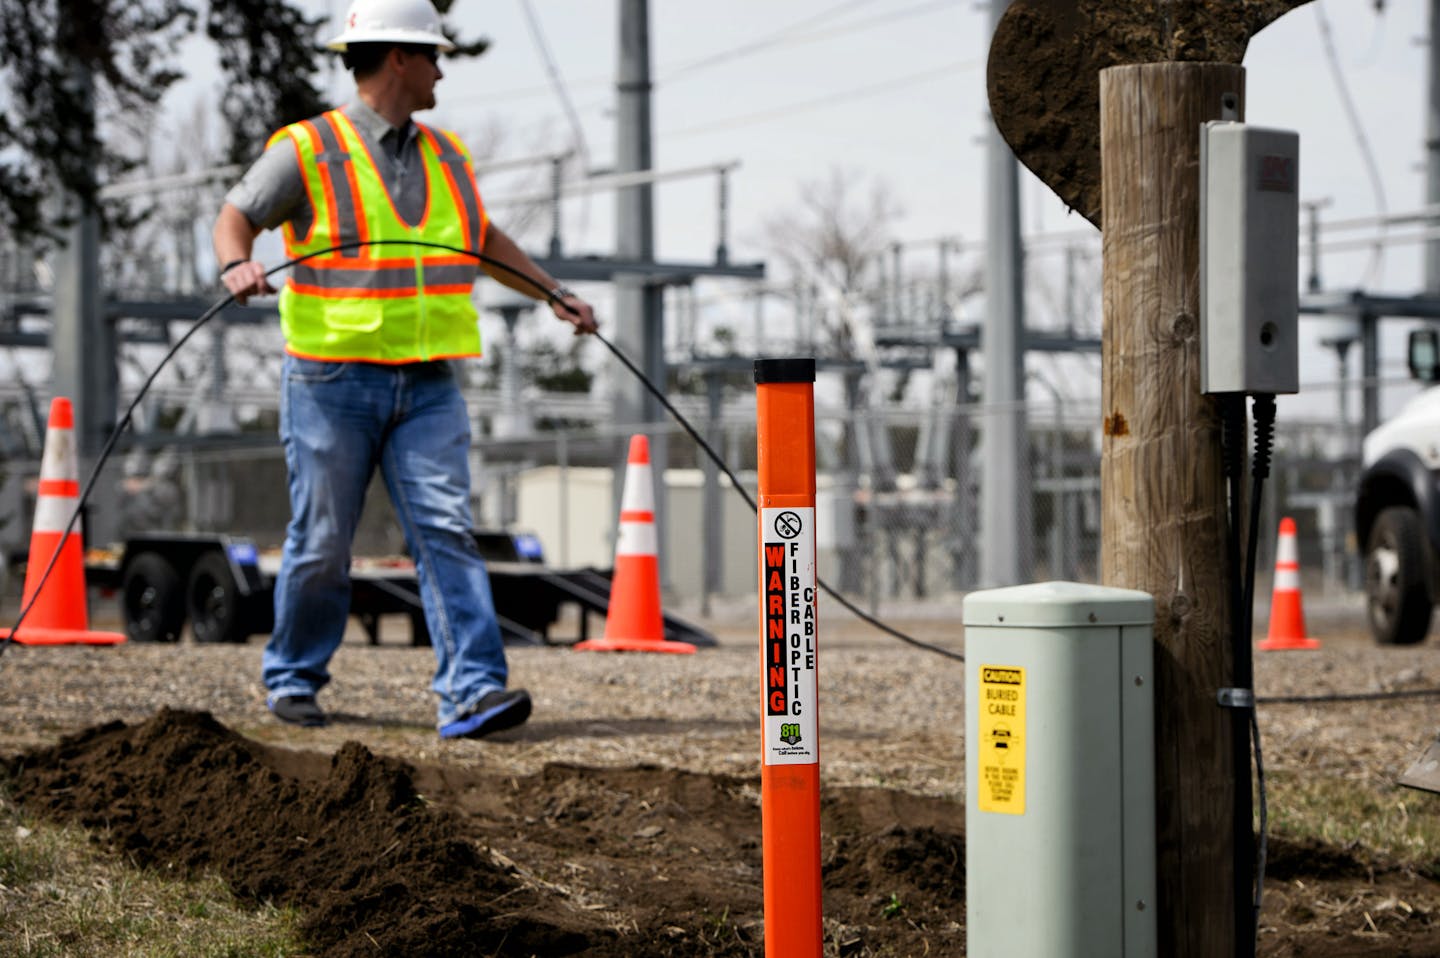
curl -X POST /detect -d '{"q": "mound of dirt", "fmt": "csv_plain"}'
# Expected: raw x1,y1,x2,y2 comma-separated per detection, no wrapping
2,708,968,956
8,706,1440,956
4,708,607,956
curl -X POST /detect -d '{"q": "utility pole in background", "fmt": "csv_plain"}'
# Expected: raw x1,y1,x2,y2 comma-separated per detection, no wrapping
981,0,1029,587
1427,0,1440,292
613,0,668,567
522,4,762,579
50,61,120,547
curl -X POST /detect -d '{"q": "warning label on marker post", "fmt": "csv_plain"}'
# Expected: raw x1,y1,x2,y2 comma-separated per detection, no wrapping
977,664,1025,814
761,507,817,766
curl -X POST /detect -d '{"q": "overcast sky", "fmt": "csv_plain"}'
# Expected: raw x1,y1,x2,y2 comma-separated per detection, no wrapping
310,1,1425,281
175,0,1431,413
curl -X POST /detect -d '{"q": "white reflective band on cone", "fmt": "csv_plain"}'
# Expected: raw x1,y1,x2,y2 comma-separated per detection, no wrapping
1273,567,1300,591
33,497,79,535
33,420,79,534
620,463,654,512
1276,533,1299,564
616,520,657,557
39,427,76,483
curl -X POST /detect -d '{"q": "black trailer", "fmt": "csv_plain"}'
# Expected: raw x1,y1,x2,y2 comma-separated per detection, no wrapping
84,530,715,649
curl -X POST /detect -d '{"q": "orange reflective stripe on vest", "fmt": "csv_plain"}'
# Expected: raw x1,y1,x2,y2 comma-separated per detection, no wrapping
307,114,368,257
425,127,486,253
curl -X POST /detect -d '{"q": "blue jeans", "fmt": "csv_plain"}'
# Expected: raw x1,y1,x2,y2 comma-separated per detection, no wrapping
263,355,507,726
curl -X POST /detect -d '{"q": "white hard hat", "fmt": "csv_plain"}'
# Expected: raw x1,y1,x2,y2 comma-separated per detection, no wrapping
326,0,455,52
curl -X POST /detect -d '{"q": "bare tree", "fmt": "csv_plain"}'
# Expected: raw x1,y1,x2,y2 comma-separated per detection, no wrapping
758,167,901,359
0,0,196,241
100,97,224,295
0,0,489,245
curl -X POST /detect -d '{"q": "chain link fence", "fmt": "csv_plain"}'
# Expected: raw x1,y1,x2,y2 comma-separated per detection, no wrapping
0,378,1371,618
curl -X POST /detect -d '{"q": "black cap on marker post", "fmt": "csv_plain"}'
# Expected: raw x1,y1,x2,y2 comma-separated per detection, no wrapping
753,358,816,385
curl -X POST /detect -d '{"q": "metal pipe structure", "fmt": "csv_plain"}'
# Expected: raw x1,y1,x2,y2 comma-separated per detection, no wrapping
1427,0,1440,292
981,0,1029,586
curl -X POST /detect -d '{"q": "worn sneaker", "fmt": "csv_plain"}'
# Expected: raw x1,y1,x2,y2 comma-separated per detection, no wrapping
439,689,532,739
269,694,327,727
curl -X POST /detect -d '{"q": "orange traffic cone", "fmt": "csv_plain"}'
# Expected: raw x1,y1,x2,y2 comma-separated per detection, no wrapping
0,398,125,646
575,434,695,654
1258,516,1319,651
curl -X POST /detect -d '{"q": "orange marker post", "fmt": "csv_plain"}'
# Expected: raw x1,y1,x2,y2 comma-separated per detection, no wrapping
754,358,822,958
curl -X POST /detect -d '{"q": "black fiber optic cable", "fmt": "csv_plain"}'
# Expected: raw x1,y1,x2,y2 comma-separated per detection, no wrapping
0,239,963,664
1219,393,1256,958
1247,394,1278,939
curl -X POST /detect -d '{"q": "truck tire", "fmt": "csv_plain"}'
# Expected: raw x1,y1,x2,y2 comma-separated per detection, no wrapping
187,552,250,644
122,552,185,643
1365,506,1434,645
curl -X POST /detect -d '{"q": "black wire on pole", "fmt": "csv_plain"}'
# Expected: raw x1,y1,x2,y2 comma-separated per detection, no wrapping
1219,392,1256,957
0,239,964,664
1245,394,1278,946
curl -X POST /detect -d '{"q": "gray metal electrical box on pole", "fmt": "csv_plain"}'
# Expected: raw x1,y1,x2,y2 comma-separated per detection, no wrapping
964,581,1156,958
1199,121,1300,396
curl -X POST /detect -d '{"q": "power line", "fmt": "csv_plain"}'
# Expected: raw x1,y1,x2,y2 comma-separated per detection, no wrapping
448,0,934,105
660,0,956,84
452,0,967,145
516,0,595,243
663,58,978,139
1314,2,1389,287
659,0,882,82
517,0,590,169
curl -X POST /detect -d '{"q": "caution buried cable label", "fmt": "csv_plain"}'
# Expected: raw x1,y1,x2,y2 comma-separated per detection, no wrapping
977,665,1025,814
761,507,817,766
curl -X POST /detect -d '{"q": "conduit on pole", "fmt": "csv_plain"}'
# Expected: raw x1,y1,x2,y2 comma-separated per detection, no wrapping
754,357,822,958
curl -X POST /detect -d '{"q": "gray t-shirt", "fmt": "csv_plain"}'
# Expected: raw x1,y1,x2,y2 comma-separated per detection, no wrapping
224,99,430,235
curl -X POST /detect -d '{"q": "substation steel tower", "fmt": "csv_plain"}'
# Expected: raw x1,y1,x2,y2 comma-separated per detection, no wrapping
981,0,1031,587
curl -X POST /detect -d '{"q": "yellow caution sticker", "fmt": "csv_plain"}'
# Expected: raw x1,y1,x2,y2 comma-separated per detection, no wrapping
977,664,1025,815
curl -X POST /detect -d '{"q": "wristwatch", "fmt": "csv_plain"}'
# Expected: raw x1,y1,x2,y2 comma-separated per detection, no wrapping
547,285,576,301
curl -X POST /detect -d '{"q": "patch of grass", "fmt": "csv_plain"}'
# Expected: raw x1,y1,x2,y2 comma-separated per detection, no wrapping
879,892,903,919
0,792,305,957
1263,769,1440,864
703,905,733,938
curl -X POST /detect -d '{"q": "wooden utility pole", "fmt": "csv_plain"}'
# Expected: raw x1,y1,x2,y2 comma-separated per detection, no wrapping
1099,62,1246,957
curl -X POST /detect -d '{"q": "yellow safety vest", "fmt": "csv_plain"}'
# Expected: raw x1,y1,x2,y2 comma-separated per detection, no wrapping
269,110,488,362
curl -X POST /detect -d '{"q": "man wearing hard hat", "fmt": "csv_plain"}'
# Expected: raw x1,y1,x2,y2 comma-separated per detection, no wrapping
212,0,597,738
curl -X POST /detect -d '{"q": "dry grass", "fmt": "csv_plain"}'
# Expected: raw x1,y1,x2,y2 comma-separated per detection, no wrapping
1264,770,1440,868
0,791,303,958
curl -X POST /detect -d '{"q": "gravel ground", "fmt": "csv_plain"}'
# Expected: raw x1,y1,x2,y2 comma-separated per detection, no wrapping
0,600,976,797
0,592,1431,795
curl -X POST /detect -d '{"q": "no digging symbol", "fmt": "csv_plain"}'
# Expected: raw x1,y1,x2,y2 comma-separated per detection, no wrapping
774,511,803,540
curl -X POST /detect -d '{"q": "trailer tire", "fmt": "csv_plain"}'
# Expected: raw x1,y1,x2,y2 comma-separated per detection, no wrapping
410,610,431,647
122,552,185,643
188,552,249,644
1365,506,1434,645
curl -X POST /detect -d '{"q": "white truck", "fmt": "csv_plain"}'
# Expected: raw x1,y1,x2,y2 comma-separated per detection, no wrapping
1356,329,1440,644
